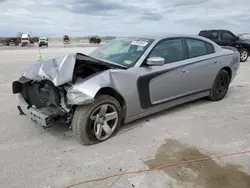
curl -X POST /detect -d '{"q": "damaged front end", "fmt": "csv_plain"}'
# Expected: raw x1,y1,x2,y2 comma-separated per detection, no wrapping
12,53,125,128
13,77,71,128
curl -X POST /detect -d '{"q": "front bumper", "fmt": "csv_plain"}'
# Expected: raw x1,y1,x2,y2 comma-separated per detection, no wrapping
39,42,47,45
18,94,52,128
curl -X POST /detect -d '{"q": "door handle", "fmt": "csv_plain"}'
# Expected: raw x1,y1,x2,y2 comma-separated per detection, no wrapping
182,69,188,73
214,60,218,64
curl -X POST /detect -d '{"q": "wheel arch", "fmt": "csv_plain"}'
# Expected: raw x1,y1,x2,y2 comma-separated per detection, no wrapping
95,87,127,122
241,45,250,53
221,66,232,80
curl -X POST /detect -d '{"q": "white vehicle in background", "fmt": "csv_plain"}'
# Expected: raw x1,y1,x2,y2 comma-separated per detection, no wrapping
20,34,31,47
38,37,48,47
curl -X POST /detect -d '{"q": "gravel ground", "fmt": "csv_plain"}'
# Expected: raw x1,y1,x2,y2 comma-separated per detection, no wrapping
0,47,250,188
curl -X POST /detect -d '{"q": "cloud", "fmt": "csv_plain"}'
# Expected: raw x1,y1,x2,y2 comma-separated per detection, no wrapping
172,0,208,7
0,0,250,37
68,0,128,15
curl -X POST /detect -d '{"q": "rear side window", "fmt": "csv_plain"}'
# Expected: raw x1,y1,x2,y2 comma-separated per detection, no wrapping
199,31,218,39
186,38,207,58
206,42,215,54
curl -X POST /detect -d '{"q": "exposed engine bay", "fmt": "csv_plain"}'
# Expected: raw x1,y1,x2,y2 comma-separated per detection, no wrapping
12,53,127,127
21,80,61,109
72,57,111,83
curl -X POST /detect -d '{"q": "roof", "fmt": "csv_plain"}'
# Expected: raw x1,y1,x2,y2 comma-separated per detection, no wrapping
21,34,29,38
115,34,210,41
199,29,230,32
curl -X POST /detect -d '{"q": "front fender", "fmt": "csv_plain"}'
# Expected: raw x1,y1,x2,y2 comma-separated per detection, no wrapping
65,70,115,105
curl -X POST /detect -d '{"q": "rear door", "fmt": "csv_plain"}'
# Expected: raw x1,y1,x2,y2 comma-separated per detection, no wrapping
182,37,221,93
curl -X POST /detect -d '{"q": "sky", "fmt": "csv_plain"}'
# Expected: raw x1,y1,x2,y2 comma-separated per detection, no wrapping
0,0,250,37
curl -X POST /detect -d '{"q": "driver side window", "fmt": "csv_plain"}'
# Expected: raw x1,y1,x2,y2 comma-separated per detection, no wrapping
222,32,235,41
149,38,184,64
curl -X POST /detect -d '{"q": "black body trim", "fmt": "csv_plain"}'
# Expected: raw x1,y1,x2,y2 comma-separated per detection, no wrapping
12,81,22,94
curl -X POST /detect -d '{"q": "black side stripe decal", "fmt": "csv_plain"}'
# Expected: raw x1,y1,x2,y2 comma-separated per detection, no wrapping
137,53,234,109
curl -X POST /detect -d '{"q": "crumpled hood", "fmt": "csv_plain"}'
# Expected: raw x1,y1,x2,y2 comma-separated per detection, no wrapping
20,53,125,87
21,53,76,86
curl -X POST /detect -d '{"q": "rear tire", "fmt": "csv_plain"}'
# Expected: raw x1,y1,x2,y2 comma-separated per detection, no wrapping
240,48,249,62
72,95,122,145
208,70,230,101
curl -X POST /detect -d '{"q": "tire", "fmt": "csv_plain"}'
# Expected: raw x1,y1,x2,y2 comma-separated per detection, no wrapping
240,48,249,62
208,70,230,101
72,95,122,145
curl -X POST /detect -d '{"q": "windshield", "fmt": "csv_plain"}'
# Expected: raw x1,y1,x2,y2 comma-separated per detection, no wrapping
89,37,154,67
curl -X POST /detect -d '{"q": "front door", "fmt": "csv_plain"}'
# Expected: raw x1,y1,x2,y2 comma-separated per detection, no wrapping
137,38,192,109
219,31,236,46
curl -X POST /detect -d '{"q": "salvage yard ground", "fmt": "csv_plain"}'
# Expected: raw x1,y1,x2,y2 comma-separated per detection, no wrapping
0,46,250,188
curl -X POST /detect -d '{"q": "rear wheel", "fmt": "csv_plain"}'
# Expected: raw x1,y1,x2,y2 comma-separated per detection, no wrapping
208,70,230,101
72,95,122,145
240,48,249,62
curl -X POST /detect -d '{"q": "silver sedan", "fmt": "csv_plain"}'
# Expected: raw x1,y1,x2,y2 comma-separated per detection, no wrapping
12,35,240,145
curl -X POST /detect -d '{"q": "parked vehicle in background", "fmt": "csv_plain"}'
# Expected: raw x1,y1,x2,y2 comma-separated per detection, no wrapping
0,37,20,46
9,40,16,46
198,29,250,62
12,35,240,145
63,35,70,44
38,37,48,47
89,37,101,44
20,34,31,47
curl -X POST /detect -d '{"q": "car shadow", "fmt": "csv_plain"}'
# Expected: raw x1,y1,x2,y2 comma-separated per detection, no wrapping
118,98,211,136
43,96,225,141
45,120,74,140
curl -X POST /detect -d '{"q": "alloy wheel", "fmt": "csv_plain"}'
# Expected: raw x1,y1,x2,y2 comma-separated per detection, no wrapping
241,50,248,61
89,104,118,141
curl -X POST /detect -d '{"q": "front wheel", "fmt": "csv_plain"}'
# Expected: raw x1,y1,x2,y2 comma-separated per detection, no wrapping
208,70,230,101
240,48,249,62
72,95,122,145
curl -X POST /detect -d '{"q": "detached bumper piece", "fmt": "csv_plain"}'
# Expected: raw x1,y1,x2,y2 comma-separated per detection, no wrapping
18,94,52,128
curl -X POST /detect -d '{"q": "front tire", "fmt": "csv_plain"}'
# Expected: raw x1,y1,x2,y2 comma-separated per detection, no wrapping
208,70,230,101
72,95,122,145
240,48,249,62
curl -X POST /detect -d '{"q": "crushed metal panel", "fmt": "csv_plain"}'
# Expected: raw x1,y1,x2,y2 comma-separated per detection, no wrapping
21,54,76,86
66,70,114,105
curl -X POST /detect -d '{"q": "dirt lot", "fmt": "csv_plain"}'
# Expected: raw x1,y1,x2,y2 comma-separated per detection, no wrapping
0,47,250,188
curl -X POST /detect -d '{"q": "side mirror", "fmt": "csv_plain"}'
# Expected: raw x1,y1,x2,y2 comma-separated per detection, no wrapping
146,57,165,66
235,36,240,40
